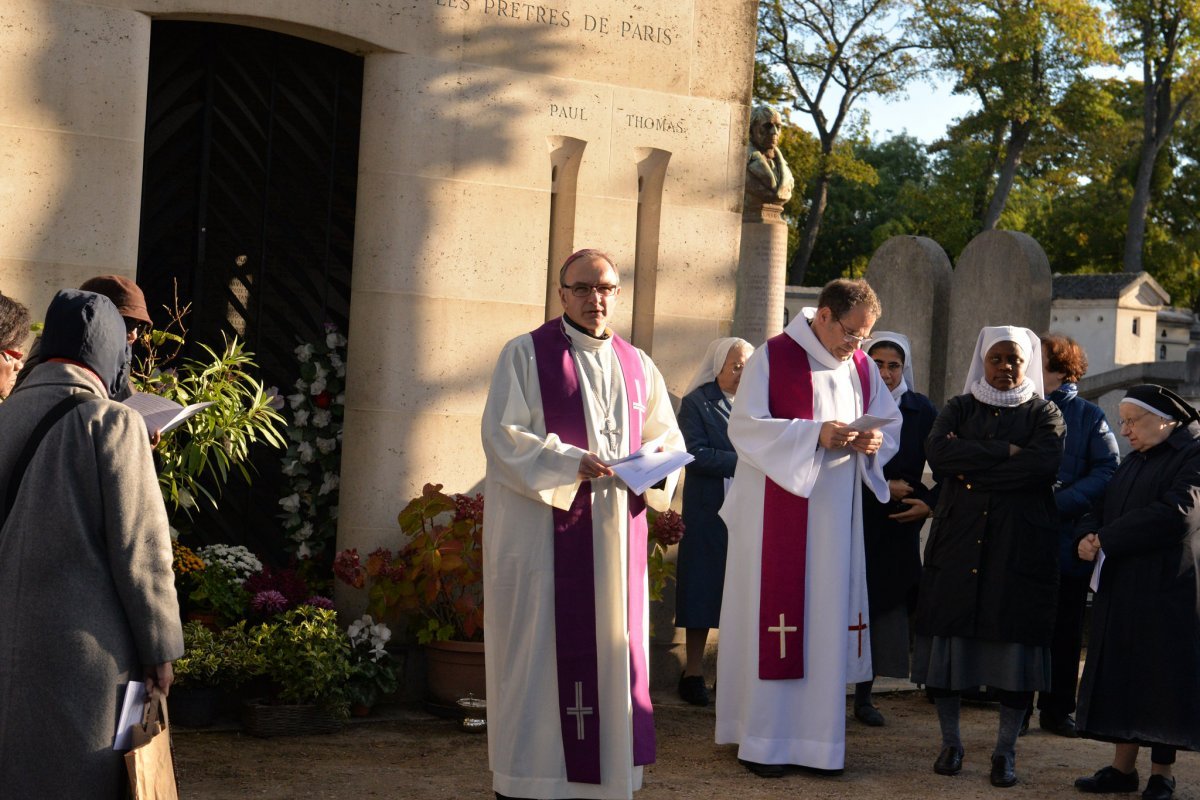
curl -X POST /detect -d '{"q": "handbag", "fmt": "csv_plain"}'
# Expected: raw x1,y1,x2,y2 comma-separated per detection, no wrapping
124,692,179,800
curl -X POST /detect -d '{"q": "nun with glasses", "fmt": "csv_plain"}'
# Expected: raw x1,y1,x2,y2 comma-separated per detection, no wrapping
914,326,1065,788
853,332,939,727
673,336,754,707
1073,385,1200,800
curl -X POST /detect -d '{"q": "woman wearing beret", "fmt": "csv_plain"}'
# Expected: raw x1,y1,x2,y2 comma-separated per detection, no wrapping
1074,384,1200,800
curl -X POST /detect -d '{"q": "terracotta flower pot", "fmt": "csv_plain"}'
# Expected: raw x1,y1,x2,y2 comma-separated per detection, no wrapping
424,640,485,706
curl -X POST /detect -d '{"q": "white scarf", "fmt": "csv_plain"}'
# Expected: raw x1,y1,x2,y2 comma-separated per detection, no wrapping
970,376,1036,408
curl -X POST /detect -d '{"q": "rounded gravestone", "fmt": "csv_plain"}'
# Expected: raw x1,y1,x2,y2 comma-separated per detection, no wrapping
864,236,952,402
943,230,1052,402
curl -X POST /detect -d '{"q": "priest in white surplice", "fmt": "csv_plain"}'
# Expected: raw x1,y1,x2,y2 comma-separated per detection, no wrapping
716,279,902,776
481,249,683,800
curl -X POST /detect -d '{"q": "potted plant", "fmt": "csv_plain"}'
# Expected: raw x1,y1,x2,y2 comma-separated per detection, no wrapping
344,615,399,716
241,605,352,737
334,483,484,706
186,561,250,628
172,619,262,727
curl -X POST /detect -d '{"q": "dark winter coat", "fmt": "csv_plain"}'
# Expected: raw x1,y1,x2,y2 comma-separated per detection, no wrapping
915,393,1065,646
1048,383,1118,578
674,381,735,628
1075,421,1200,751
861,389,939,615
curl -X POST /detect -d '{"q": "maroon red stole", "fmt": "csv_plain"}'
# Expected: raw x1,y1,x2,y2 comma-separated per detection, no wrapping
528,317,655,784
759,333,873,679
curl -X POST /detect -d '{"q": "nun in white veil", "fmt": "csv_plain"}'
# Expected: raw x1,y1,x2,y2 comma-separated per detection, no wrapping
853,332,940,727
673,337,752,707
912,325,1065,788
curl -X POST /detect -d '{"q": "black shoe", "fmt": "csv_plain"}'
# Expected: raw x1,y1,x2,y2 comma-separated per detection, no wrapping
1040,712,1079,738
1075,766,1140,793
854,703,885,727
991,753,1017,788
1142,775,1175,800
678,673,709,707
738,758,785,778
934,745,964,776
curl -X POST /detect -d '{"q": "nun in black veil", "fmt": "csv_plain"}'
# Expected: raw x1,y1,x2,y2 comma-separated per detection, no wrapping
1074,384,1200,800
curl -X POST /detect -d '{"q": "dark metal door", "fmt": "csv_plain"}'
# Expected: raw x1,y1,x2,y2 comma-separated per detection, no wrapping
137,21,363,558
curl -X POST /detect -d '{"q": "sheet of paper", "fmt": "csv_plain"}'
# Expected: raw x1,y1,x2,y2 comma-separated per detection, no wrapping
610,448,693,495
1089,549,1105,593
605,430,670,466
123,393,214,435
847,413,893,433
113,680,146,750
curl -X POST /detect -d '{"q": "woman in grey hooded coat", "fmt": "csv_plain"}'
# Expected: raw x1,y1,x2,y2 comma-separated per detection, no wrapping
0,289,183,798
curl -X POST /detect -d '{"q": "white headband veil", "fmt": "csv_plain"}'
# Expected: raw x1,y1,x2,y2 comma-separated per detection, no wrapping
684,337,754,396
962,325,1045,398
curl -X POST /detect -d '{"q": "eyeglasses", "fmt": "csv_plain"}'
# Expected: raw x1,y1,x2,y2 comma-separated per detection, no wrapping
835,318,872,346
1118,412,1150,429
562,283,620,298
3,348,23,362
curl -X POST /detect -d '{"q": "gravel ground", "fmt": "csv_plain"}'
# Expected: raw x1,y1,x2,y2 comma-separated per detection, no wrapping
173,689,1197,799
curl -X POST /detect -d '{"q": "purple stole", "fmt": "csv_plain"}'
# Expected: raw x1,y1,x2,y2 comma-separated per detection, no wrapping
529,317,655,784
759,334,872,679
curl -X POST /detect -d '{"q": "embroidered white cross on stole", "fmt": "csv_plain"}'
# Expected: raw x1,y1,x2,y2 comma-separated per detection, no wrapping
566,681,594,740
767,613,797,659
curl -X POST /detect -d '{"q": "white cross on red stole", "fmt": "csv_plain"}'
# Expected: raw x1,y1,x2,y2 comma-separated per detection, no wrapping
768,613,798,659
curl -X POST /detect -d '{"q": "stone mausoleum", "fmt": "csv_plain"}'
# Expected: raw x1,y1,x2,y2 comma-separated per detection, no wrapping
0,1,758,566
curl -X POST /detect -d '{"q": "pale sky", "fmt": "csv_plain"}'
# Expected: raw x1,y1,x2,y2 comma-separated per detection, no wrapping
789,79,980,144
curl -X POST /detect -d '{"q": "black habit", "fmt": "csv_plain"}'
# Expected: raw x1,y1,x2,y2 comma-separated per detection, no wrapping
915,394,1065,646
1075,421,1200,751
861,389,939,615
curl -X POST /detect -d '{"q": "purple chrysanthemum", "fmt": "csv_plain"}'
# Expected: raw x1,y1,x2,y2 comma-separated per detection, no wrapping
251,589,289,616
304,595,335,610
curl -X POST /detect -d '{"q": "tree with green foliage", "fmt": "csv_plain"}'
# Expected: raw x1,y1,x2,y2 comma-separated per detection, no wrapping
1109,0,1200,273
757,0,921,284
917,0,1114,230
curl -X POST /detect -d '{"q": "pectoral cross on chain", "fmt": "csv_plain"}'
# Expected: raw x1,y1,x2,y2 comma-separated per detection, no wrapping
599,418,621,452
768,613,797,659
566,681,593,740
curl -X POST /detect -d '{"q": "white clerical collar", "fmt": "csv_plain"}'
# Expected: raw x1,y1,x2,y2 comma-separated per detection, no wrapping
784,308,847,370
562,317,611,353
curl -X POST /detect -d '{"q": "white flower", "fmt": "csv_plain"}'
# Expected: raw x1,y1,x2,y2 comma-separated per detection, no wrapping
297,441,315,463
348,614,375,641
295,343,315,362
316,437,337,454
281,459,303,477
329,353,343,369
294,378,308,392
326,332,345,349
297,542,311,558
335,393,345,406
311,409,331,429
287,393,306,410
335,364,346,378
297,522,314,540
310,377,327,395
294,409,309,427
178,488,195,509
314,362,328,381
319,472,340,496
279,493,301,513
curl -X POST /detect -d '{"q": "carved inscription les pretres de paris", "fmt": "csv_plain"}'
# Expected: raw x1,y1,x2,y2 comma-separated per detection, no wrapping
433,0,676,46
